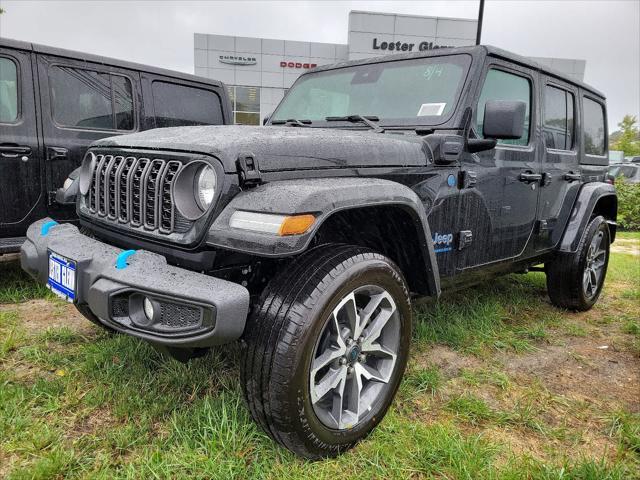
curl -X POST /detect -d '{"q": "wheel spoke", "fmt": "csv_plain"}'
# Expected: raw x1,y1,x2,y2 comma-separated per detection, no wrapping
357,292,389,339
355,361,389,384
311,344,346,379
583,269,591,293
360,341,396,360
360,307,394,351
312,365,347,405
333,292,360,340
342,370,364,428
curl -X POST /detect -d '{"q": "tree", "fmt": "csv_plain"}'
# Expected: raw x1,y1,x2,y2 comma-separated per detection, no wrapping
611,115,640,156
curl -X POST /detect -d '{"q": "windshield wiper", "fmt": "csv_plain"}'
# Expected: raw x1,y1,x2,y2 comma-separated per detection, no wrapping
271,118,312,127
325,115,384,133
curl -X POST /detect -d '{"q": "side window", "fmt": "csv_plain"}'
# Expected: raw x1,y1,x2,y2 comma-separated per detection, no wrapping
49,65,134,131
476,68,531,146
0,57,19,124
152,81,223,127
583,97,606,156
543,85,575,150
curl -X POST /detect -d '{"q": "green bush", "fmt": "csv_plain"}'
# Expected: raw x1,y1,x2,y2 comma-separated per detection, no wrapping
615,178,640,230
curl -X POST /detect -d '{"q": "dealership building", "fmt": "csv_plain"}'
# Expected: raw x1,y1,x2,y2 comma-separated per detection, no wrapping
193,10,586,124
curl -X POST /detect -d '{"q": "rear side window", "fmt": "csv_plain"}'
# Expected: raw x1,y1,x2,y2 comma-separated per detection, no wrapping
476,68,531,146
0,57,18,123
152,81,223,128
543,85,574,150
583,97,606,156
49,65,134,131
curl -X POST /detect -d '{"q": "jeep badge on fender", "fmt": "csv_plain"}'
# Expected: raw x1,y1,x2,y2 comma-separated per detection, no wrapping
21,45,616,459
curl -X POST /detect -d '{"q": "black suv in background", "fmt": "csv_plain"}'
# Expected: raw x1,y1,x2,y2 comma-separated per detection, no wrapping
21,45,616,459
0,37,232,253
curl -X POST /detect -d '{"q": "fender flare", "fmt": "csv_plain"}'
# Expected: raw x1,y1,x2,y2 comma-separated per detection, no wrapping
207,177,441,296
558,182,617,253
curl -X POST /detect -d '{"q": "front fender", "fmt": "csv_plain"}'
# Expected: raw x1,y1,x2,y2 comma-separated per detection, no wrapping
558,182,617,253
207,177,440,295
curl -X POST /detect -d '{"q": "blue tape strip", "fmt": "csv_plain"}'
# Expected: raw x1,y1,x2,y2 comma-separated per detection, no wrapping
115,250,137,270
41,220,59,236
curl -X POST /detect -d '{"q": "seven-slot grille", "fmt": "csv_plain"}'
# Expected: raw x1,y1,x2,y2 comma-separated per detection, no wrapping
87,154,184,234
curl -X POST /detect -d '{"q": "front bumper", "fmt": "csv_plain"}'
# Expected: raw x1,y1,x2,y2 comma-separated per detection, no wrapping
21,218,250,348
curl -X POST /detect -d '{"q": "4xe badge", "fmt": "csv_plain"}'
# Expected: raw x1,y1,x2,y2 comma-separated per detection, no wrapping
432,232,453,253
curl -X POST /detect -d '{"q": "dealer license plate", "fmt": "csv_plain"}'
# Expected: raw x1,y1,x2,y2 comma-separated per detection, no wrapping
47,251,76,303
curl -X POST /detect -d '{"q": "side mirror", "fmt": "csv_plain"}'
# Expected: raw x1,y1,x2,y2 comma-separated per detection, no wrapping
482,100,526,139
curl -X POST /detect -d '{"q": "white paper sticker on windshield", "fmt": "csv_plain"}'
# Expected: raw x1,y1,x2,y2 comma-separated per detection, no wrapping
417,103,446,116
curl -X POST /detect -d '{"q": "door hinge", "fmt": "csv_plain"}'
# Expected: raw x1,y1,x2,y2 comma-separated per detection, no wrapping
48,190,57,205
236,153,262,187
47,146,68,161
458,230,473,250
459,170,477,189
536,219,549,233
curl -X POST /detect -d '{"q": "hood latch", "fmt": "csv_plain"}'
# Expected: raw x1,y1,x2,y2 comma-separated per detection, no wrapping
237,153,262,187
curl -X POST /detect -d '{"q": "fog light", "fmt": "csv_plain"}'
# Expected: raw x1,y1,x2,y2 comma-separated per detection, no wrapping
143,297,155,320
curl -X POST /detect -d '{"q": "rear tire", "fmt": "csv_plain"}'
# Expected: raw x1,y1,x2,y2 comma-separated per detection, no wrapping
546,215,610,311
240,244,412,459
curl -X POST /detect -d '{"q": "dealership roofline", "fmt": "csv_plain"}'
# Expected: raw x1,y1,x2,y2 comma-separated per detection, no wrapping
0,36,224,89
349,9,478,23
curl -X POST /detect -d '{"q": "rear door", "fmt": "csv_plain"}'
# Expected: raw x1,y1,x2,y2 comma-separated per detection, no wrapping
36,54,141,220
536,79,581,250
0,47,44,238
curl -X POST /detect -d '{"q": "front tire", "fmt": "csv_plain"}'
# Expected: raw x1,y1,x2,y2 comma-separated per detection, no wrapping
240,245,412,459
546,215,610,311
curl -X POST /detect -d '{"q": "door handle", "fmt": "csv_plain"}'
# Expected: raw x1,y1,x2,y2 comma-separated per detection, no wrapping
0,145,32,157
564,172,581,182
47,147,68,161
518,172,542,183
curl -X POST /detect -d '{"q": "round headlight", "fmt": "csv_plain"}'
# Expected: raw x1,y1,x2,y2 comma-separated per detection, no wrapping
195,165,216,211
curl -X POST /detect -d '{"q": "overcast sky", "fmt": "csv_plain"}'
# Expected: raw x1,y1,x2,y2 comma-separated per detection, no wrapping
1,0,638,131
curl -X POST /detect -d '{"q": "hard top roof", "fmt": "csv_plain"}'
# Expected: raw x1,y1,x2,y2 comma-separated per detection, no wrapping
0,37,224,89
308,44,604,99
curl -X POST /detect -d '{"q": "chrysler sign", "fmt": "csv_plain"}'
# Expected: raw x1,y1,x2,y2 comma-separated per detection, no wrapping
219,55,257,66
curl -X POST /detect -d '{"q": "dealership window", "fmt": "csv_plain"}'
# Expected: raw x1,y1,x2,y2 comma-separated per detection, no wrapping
49,66,134,130
0,57,18,123
583,97,606,156
476,68,531,146
153,81,223,128
227,86,260,125
543,85,574,150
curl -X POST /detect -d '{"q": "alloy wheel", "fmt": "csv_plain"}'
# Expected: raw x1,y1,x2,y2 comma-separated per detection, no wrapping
309,285,401,430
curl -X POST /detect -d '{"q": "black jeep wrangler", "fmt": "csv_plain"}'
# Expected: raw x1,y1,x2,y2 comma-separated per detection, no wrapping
21,45,616,459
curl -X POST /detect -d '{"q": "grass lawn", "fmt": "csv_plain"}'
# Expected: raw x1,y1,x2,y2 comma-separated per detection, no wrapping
0,241,638,479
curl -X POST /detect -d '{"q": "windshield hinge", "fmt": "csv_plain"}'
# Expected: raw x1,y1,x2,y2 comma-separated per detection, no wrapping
237,153,262,187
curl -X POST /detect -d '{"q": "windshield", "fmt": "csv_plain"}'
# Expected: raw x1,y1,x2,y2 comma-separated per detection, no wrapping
271,54,471,126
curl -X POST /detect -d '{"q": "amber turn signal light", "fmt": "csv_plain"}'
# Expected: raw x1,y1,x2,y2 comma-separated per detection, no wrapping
278,214,316,236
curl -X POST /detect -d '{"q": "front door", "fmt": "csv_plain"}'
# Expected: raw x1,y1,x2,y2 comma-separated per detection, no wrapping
36,54,141,220
536,80,581,250
0,47,43,238
458,64,541,270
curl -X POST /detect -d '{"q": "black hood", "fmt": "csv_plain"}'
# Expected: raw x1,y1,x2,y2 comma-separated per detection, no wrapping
95,125,431,173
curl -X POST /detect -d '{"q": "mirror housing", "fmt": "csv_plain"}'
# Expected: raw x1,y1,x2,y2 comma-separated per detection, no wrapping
423,134,465,165
482,100,526,140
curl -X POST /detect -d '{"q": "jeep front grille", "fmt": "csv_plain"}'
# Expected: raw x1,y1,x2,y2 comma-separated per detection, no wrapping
86,154,187,234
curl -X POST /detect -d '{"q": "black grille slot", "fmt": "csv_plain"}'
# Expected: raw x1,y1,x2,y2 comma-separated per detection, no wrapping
130,158,150,227
98,155,114,216
107,156,124,219
143,160,166,230
159,302,201,329
159,161,181,233
118,157,137,222
84,152,192,235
